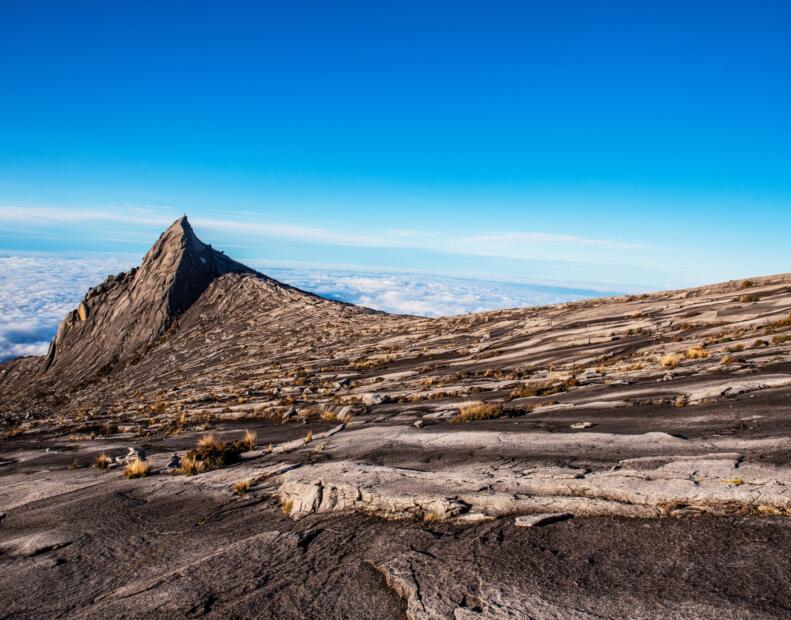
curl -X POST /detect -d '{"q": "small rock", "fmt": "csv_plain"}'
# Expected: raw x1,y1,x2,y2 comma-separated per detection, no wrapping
166,453,181,469
456,512,493,524
0,511,6,522
361,393,388,406
570,422,594,429
423,410,457,421
282,406,297,421
124,447,146,463
414,420,424,429
514,512,572,528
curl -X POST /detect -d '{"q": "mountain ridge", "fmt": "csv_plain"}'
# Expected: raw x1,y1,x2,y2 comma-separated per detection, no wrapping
1,217,790,424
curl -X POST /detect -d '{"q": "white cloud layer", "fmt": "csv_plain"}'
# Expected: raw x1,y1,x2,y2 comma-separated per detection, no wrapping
0,253,135,362
263,267,598,316
0,253,604,362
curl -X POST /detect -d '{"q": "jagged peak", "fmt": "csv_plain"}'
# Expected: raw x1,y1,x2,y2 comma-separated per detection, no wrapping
40,215,258,379
162,215,197,241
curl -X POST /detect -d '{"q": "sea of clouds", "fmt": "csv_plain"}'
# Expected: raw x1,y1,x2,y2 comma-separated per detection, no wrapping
0,254,606,362
0,254,136,361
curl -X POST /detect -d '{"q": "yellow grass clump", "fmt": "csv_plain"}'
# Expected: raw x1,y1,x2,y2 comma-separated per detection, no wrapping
233,480,253,496
180,433,244,475
453,401,503,423
685,346,709,359
198,433,221,449
180,453,207,476
241,429,257,451
95,453,111,469
124,459,151,479
661,353,681,369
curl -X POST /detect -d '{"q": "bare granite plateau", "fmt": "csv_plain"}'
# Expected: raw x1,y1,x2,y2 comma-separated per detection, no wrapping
1,217,791,618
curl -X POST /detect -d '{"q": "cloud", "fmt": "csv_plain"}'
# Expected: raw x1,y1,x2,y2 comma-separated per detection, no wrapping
0,253,608,361
261,267,602,317
0,253,135,362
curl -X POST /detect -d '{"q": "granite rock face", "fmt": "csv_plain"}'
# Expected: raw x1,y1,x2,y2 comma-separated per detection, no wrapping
44,216,257,381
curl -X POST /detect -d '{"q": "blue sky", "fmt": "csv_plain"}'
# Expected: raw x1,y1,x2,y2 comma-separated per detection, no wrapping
1,1,790,338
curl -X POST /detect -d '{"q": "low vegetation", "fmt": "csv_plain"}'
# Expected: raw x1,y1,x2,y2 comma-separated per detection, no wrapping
661,353,681,369
241,429,257,451
95,453,111,469
453,401,504,423
685,346,709,359
233,479,253,496
180,433,244,475
124,458,151,479
509,376,578,399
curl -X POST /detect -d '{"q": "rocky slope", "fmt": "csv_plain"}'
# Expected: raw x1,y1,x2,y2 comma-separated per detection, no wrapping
2,218,791,618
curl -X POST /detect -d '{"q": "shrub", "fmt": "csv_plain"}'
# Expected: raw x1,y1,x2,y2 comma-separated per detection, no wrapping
454,402,503,423
685,346,709,359
233,480,253,496
180,453,206,476
739,294,760,303
241,429,257,451
510,376,577,399
180,434,244,475
124,459,151,479
95,453,111,469
661,353,681,369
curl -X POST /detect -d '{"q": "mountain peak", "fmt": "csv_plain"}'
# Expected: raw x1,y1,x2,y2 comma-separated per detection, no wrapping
41,216,256,380
163,214,195,239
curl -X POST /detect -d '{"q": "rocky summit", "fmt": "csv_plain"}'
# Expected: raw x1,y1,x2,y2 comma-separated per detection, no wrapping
2,218,791,619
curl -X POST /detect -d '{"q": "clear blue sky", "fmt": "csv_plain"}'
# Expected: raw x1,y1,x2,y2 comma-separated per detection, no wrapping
1,1,790,289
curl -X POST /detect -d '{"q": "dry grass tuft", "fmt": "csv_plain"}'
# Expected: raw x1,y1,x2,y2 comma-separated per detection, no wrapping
241,429,257,451
661,353,681,369
95,453,112,469
124,458,151,479
180,452,206,475
180,434,244,475
303,430,314,444
685,346,709,359
510,376,578,399
233,479,253,496
739,294,760,303
198,433,221,449
454,401,504,423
